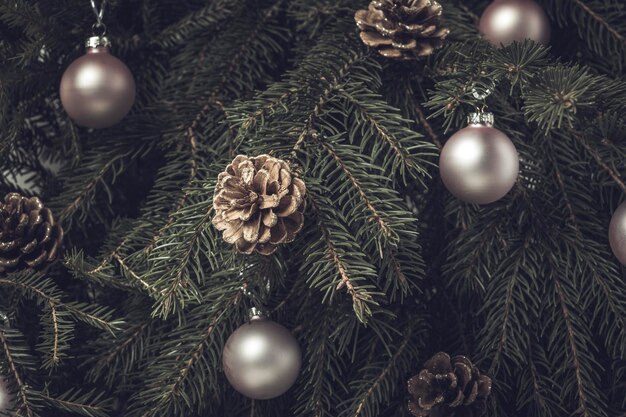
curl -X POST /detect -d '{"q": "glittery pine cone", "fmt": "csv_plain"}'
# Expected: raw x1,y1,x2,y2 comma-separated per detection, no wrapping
212,155,306,255
0,193,64,273
407,352,492,417
355,0,450,59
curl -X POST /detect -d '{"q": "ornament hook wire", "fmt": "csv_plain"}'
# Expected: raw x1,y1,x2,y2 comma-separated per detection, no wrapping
89,0,107,36
237,264,271,319
90,0,107,24
471,86,492,101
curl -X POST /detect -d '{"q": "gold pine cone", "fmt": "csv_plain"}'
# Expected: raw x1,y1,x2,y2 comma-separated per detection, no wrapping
355,0,450,60
212,155,306,255
0,193,64,273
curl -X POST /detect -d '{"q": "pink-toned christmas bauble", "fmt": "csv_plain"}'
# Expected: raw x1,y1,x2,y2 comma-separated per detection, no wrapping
60,37,135,129
479,0,550,46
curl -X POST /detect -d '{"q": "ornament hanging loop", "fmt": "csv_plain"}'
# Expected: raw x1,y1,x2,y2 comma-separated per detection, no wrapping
89,0,108,37
471,80,496,113
471,85,492,101
471,77,495,100
91,22,107,37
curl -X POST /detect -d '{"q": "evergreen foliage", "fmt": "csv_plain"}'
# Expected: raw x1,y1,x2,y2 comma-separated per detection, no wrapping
1,0,625,416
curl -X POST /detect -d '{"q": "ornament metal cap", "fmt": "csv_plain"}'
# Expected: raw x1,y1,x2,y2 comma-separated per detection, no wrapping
248,307,265,320
85,35,111,49
467,112,494,126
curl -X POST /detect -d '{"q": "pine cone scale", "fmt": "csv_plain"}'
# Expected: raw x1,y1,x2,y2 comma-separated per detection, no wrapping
262,211,278,228
360,32,393,47
25,250,48,267
259,225,272,243
222,223,243,243
448,389,464,407
476,375,491,397
393,38,418,50
464,381,479,405
274,220,291,242
283,212,304,241
22,238,38,254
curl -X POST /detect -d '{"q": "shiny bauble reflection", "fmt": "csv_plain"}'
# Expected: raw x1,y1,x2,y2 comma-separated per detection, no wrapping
60,47,135,129
440,123,519,204
479,0,551,46
609,201,626,266
0,376,14,415
222,316,301,400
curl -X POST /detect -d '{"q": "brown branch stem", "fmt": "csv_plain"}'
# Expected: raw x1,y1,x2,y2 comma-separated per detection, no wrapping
353,327,413,417
415,105,442,150
0,331,33,417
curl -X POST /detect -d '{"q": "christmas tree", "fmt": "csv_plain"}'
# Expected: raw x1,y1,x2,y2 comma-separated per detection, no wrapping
1,0,625,416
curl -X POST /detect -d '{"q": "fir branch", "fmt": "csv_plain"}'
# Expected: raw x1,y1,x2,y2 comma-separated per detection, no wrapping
570,130,626,193
475,238,538,378
516,345,566,417
163,293,240,404
86,315,155,387
317,138,392,254
523,65,606,132
288,48,370,158
151,0,241,49
113,254,156,293
36,390,110,417
129,286,243,417
89,236,131,275
236,85,308,137
143,130,198,254
52,143,152,231
352,338,410,417
335,85,433,184
0,277,122,335
65,249,148,293
487,251,521,375
345,320,424,417
547,138,626,350
549,147,579,227
146,205,213,318
294,300,347,417
569,0,626,46
57,156,121,222
305,193,382,323
101,321,150,369
0,329,33,417
552,276,594,417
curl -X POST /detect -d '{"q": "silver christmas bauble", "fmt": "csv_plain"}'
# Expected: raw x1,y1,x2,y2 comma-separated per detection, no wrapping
609,201,626,266
222,314,301,400
60,37,135,129
0,376,14,414
479,0,551,46
439,113,519,204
